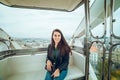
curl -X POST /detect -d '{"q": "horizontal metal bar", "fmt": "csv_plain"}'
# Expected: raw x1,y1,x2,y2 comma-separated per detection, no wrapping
0,47,47,60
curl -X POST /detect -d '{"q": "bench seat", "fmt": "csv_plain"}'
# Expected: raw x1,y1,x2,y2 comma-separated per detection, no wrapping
0,51,85,80
5,65,84,80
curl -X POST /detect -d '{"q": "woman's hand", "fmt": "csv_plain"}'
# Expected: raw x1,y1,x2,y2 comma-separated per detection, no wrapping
46,60,52,71
51,68,60,78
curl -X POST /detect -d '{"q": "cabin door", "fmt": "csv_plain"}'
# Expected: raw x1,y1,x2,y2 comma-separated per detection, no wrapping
84,0,120,80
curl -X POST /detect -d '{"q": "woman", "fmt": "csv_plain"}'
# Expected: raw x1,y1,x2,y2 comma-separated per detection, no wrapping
45,29,71,80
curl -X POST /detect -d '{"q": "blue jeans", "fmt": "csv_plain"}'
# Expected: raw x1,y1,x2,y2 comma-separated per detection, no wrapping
45,69,68,80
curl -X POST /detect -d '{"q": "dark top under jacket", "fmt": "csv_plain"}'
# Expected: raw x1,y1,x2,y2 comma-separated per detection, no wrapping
46,44,69,73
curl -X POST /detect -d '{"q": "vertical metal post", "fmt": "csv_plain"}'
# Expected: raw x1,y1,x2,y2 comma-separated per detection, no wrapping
84,0,90,39
101,0,107,80
84,0,90,80
108,0,114,80
110,0,114,42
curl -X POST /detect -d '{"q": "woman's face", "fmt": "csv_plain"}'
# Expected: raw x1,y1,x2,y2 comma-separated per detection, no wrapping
53,31,61,44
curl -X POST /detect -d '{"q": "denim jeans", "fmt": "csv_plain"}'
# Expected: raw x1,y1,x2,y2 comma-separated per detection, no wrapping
45,69,68,80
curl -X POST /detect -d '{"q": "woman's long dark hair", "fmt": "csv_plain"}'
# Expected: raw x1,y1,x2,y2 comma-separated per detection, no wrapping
49,29,71,55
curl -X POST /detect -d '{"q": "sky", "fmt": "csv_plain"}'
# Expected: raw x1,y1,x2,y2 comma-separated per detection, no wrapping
0,3,84,39
0,0,119,39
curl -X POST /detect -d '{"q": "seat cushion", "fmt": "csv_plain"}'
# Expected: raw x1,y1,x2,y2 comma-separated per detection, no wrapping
6,65,84,80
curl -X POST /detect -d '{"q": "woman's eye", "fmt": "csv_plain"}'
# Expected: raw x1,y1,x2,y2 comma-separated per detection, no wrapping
54,34,60,37
54,35,57,37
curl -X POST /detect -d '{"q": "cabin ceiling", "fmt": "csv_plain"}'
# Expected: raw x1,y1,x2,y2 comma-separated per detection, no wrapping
0,0,83,11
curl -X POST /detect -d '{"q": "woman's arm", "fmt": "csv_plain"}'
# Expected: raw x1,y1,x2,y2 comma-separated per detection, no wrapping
58,52,69,71
45,44,52,71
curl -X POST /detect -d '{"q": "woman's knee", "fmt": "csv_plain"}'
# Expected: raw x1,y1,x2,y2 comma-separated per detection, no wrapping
54,70,68,80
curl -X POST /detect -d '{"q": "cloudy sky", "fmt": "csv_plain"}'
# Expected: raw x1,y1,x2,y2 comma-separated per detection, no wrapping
0,3,85,39
1,0,119,39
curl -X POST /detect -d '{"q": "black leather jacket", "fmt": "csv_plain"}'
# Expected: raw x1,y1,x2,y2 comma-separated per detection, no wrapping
46,44,69,73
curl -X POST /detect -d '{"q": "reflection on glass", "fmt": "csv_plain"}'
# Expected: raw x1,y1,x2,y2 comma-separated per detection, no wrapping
111,45,120,79
89,42,104,80
91,23,104,37
113,7,120,36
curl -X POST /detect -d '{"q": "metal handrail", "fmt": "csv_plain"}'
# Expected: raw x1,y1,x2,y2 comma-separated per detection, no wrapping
89,0,107,39
108,43,120,80
110,0,120,39
0,47,47,60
